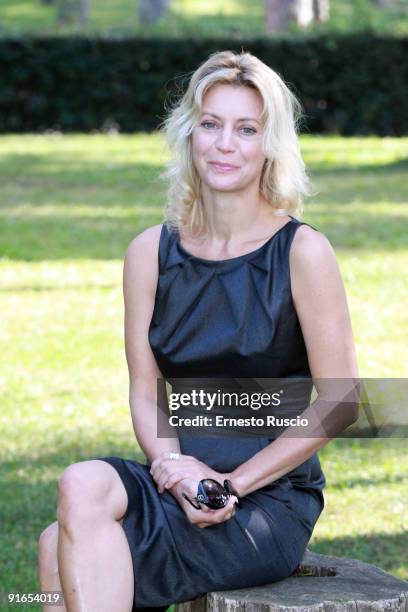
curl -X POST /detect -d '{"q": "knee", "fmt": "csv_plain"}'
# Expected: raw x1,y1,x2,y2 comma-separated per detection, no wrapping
57,461,107,528
38,522,58,574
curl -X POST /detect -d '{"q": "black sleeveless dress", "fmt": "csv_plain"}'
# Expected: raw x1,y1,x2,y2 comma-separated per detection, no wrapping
98,216,326,610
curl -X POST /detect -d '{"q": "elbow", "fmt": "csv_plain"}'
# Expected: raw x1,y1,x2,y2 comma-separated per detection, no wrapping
317,379,361,436
348,380,362,425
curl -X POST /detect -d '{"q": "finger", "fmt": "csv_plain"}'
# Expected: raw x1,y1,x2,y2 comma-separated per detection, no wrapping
215,499,237,522
228,506,236,519
199,505,213,514
150,451,168,471
150,451,185,475
186,504,215,520
157,463,205,492
149,458,159,471
152,460,185,490
149,460,166,482
159,471,190,493
151,467,167,489
224,501,235,515
162,472,188,491
154,457,190,478
197,498,236,521
229,496,239,508
151,457,173,479
227,497,238,516
149,464,158,480
195,508,222,524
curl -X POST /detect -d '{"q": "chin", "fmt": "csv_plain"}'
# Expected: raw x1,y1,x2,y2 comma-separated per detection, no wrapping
205,176,242,188
208,182,241,192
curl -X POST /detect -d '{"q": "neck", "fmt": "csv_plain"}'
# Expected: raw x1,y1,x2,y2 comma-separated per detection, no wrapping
199,182,274,241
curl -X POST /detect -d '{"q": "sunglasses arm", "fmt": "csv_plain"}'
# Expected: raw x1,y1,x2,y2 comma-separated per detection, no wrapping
224,479,242,508
181,492,202,510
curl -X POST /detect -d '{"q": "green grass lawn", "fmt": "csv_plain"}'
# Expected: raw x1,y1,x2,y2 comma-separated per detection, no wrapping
0,133,407,610
0,0,407,37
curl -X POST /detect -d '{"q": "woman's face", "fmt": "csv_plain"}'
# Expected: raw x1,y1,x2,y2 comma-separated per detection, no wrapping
191,83,265,193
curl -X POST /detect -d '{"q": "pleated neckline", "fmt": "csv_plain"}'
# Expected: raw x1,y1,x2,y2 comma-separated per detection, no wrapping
175,217,296,265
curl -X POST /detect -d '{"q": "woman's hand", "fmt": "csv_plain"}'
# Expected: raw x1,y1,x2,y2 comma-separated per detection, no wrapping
170,478,238,529
149,451,228,494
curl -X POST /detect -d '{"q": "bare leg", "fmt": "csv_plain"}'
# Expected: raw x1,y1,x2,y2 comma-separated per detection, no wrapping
56,460,133,612
38,518,129,612
38,521,68,612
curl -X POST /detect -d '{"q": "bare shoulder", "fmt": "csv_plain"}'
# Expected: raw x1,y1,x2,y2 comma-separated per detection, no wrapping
289,225,338,281
290,223,336,266
123,224,163,294
125,223,163,262
289,223,343,303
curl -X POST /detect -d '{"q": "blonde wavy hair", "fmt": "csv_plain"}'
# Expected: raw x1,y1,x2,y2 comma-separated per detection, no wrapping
158,50,313,236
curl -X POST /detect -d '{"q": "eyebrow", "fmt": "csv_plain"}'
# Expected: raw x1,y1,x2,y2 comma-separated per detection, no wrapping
200,111,261,125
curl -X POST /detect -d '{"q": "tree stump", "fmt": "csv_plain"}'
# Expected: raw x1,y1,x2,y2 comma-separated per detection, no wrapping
175,550,408,611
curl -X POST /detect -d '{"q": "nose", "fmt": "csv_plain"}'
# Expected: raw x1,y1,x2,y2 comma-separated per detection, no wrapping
215,128,236,153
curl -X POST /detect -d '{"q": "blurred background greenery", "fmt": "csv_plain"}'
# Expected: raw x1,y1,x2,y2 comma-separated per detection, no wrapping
0,0,407,37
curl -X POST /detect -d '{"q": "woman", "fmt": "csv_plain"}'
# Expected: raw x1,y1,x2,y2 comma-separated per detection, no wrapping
38,50,359,612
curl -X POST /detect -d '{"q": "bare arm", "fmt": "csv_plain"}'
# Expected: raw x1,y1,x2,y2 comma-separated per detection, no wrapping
123,224,180,464
228,225,360,497
125,225,239,525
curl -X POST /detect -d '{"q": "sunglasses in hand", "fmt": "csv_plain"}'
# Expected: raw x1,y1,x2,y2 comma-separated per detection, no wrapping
182,478,241,510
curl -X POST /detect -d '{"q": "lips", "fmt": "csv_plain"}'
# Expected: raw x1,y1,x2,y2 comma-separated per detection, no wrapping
209,162,239,171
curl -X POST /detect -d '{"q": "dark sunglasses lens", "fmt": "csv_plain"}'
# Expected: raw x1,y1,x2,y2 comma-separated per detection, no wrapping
201,479,224,493
201,479,228,508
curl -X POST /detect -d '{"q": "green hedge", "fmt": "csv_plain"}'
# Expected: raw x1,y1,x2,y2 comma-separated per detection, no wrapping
1,33,407,135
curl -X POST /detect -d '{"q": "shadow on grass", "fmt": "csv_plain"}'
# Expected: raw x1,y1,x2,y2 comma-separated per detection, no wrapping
0,141,407,260
0,212,159,261
309,532,408,579
309,157,408,176
1,207,407,261
0,283,118,292
0,147,407,182
0,156,163,186
328,473,407,490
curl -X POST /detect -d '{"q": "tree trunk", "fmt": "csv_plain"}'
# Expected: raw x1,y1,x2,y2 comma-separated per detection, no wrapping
56,0,89,25
175,551,408,612
138,0,171,25
79,0,89,25
265,0,295,33
265,0,327,31
294,0,314,27
313,0,330,22
56,0,77,23
371,0,392,7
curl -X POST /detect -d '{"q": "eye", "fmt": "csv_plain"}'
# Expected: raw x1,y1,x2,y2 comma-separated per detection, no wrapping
240,126,257,135
199,121,257,135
